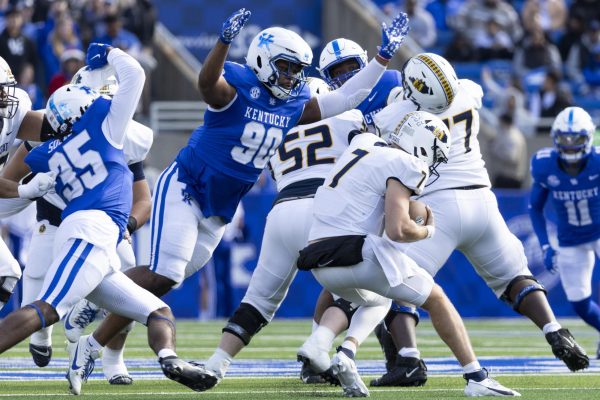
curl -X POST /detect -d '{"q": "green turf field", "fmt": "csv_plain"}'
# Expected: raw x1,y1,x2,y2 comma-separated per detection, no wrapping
1,318,599,399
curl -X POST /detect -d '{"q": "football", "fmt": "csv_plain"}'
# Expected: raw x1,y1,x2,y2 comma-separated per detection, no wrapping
409,200,428,226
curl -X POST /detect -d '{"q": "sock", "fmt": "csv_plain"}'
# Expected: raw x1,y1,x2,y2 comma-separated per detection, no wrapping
341,340,357,357
102,347,127,378
571,297,600,331
87,335,103,352
463,361,481,374
399,347,420,359
312,326,336,350
30,327,53,347
312,319,319,333
347,303,390,344
157,348,177,359
205,347,232,378
542,321,562,335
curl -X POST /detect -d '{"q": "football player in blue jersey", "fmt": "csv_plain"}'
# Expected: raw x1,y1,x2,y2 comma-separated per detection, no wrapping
530,106,600,359
0,44,212,395
318,37,404,129
81,8,412,391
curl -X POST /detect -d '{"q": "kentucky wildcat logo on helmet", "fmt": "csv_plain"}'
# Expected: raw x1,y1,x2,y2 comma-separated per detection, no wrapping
246,27,312,100
551,107,596,163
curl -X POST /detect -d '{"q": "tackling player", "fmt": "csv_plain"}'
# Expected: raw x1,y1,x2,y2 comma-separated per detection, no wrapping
530,107,600,359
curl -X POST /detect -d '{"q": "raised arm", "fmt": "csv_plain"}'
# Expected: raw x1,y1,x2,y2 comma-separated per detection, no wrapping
197,8,251,108
299,13,409,125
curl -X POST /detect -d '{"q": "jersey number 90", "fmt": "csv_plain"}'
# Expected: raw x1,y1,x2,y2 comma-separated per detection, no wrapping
231,122,283,169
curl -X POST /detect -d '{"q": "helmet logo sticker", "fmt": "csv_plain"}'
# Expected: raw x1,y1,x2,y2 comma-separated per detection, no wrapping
258,33,274,49
409,77,432,95
250,86,261,99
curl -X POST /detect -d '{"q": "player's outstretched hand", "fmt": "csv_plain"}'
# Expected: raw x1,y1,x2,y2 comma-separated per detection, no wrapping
219,8,251,44
86,43,111,70
378,12,410,60
18,171,56,199
542,244,558,273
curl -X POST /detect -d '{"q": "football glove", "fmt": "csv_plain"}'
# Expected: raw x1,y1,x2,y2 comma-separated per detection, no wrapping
18,172,56,199
378,13,410,60
219,8,252,44
542,244,558,273
86,43,111,70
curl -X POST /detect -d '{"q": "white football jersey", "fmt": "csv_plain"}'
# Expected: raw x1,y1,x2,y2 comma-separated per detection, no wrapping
270,110,364,191
0,88,32,170
374,79,490,192
309,133,429,240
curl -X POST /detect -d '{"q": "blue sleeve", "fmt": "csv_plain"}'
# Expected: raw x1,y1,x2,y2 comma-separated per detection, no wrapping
529,173,550,248
128,161,145,182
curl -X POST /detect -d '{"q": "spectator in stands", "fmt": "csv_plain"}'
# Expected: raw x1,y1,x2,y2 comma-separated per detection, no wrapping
528,70,574,123
569,0,600,27
513,26,562,79
452,0,523,45
77,0,115,47
558,14,586,61
17,62,44,110
17,0,41,41
0,5,37,80
122,0,156,50
566,19,600,95
94,12,141,58
47,47,84,95
474,16,514,60
488,113,528,188
399,0,437,48
481,67,537,136
521,0,567,35
444,32,477,61
40,13,82,84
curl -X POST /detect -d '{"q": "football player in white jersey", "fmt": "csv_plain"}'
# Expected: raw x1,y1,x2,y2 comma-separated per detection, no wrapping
0,56,63,312
306,53,588,390
298,111,518,397
199,78,371,386
0,65,153,384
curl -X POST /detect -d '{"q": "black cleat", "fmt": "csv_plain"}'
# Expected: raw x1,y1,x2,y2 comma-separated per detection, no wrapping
370,356,427,387
374,323,397,372
160,356,219,391
108,374,133,385
298,355,340,385
29,344,52,367
545,328,589,372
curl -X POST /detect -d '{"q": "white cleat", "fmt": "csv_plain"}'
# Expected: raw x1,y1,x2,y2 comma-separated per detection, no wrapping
66,335,100,395
464,369,521,397
64,300,100,343
331,350,369,397
297,339,331,374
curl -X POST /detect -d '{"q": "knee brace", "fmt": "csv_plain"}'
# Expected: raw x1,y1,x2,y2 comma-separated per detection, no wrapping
500,275,547,312
384,303,420,329
329,298,359,329
223,303,268,346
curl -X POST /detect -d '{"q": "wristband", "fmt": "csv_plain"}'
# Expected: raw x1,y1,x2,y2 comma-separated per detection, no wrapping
127,216,138,234
425,225,435,239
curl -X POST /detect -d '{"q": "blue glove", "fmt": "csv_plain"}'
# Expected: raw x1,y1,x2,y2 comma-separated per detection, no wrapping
86,43,110,70
542,244,558,273
220,8,251,44
378,12,410,60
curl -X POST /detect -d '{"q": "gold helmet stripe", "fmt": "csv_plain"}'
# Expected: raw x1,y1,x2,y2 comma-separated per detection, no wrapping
415,54,455,106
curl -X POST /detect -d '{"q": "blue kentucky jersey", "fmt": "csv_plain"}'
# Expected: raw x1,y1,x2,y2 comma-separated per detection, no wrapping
357,69,402,126
531,147,600,246
26,97,133,236
175,61,310,221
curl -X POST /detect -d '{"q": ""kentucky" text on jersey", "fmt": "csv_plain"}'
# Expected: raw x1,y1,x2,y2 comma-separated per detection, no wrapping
244,106,292,128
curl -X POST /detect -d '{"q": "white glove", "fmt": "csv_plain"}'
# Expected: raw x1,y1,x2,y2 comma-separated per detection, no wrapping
18,172,56,199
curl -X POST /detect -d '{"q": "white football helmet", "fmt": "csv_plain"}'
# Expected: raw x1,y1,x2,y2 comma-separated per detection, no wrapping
71,65,118,96
46,84,100,136
0,56,19,119
387,111,450,181
318,38,367,89
402,53,458,114
306,77,331,96
246,27,313,100
551,107,596,163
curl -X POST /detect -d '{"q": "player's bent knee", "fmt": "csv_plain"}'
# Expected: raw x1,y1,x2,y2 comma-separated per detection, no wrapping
500,275,547,312
384,303,420,329
223,302,268,346
25,300,59,329
329,298,359,329
147,307,175,329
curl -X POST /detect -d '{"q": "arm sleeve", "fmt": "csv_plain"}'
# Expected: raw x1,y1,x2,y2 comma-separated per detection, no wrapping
529,178,550,248
128,161,146,182
316,58,386,119
101,49,146,148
